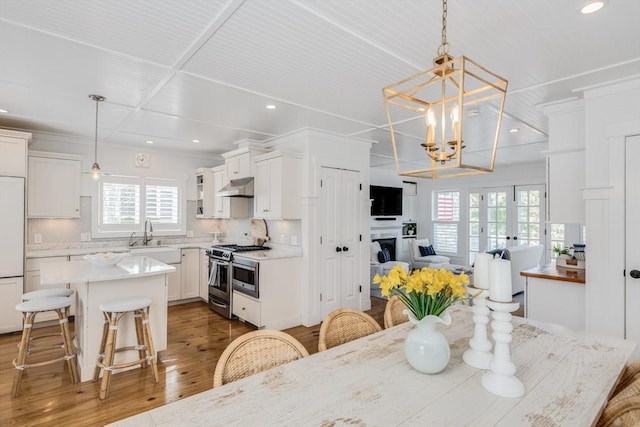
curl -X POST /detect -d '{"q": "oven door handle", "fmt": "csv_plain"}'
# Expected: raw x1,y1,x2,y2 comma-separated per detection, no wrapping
209,299,228,309
208,260,219,287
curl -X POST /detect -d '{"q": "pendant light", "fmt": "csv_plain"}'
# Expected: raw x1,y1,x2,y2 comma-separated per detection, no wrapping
88,94,105,180
382,0,508,179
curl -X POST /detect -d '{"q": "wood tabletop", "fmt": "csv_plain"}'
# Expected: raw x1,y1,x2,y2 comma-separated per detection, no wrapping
108,305,634,427
521,263,586,284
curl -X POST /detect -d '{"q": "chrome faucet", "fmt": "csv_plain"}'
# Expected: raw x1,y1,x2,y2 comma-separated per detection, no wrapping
128,231,138,247
143,220,153,246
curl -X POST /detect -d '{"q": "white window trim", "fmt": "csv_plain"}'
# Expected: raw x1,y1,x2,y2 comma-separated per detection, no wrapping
92,175,187,238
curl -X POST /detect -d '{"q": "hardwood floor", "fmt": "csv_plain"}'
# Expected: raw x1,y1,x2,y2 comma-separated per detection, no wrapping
1,298,386,427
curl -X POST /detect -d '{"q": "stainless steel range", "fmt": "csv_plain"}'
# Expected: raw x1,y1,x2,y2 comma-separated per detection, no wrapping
205,244,269,319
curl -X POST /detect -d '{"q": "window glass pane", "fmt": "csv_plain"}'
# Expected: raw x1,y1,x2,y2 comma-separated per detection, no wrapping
469,223,480,235
102,182,140,225
529,207,539,222
518,207,528,222
496,207,507,222
518,191,528,205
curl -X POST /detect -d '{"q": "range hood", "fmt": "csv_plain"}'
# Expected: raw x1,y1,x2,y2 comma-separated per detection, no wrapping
217,177,254,197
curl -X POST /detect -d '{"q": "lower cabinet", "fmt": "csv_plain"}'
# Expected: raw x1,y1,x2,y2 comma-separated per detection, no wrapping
525,276,585,331
167,263,182,302
231,256,302,329
232,292,261,327
199,249,209,301
0,277,23,333
168,248,201,302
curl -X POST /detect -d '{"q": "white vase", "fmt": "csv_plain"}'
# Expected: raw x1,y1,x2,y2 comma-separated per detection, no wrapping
403,309,451,374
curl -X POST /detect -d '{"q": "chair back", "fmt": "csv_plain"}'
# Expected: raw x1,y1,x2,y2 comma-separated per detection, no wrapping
597,370,640,427
318,308,382,351
410,238,431,264
213,330,309,387
384,296,408,328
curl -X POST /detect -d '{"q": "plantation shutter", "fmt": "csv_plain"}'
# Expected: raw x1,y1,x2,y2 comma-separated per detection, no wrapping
432,191,460,253
101,181,140,225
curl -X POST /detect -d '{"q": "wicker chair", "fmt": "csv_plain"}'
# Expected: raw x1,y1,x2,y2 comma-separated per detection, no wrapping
212,330,309,387
318,308,382,351
383,296,409,328
597,369,640,427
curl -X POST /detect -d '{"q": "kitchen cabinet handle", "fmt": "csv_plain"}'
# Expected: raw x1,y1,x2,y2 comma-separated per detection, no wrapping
336,247,342,252
342,246,349,252
630,270,640,279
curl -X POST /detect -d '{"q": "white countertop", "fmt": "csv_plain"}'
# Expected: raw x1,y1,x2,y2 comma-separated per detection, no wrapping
232,247,302,261
39,256,176,285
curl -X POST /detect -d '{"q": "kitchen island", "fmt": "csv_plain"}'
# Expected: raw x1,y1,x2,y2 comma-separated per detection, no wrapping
40,256,175,382
521,263,586,330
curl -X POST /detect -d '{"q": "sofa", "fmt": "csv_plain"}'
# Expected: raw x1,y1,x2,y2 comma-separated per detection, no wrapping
370,241,409,298
409,239,451,269
489,245,544,295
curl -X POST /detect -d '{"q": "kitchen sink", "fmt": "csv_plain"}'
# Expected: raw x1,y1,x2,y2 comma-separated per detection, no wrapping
129,246,181,264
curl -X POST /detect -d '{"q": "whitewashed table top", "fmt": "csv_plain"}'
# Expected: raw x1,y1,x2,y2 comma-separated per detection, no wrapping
108,305,636,427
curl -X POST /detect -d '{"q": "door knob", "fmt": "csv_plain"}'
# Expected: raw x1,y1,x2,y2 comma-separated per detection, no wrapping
343,246,349,252
630,270,640,279
336,247,342,252
506,236,511,240
513,236,518,240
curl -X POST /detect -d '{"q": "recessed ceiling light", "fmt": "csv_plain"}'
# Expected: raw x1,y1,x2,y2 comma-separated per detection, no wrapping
192,139,200,143
580,0,606,14
509,128,520,133
266,104,277,110
417,107,426,112
0,109,9,114
146,140,154,144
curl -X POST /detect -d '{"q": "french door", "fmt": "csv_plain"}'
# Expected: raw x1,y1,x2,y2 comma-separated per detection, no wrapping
479,184,545,252
319,167,361,318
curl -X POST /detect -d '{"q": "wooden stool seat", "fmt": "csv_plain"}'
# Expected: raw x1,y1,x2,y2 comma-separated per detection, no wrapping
12,296,79,398
94,297,159,399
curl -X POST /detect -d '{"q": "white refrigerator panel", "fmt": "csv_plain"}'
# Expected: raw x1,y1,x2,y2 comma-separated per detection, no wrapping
0,177,25,277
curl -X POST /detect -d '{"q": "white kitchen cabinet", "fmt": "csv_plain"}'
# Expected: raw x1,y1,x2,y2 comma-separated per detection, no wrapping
0,131,29,177
195,168,216,218
199,249,209,301
402,181,418,222
167,263,182,302
253,151,302,219
232,256,301,330
28,152,81,218
0,277,23,333
232,292,261,327
225,151,252,180
25,256,70,322
212,165,249,219
180,248,200,299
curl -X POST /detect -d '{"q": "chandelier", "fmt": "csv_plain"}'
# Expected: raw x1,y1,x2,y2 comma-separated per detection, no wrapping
382,0,508,179
89,94,106,180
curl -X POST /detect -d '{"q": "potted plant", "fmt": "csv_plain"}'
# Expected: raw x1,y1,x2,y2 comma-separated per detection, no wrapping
404,223,417,236
552,244,571,259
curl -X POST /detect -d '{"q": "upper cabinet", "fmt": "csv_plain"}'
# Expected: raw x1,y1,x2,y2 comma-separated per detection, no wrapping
195,168,216,218
542,100,585,224
0,130,30,177
402,180,418,222
212,165,249,219
28,151,81,218
222,144,270,181
253,151,302,219
225,151,252,180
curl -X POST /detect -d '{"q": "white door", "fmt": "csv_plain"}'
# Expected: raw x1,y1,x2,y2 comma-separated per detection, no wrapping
482,185,545,251
320,167,361,318
0,177,24,277
625,135,640,345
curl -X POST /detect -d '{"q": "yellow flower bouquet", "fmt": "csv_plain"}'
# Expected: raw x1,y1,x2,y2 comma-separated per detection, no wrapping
373,265,469,320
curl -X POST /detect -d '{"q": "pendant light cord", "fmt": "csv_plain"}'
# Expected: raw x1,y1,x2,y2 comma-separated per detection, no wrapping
94,96,99,164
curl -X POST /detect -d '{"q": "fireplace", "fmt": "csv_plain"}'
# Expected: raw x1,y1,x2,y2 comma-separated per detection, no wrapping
373,238,397,261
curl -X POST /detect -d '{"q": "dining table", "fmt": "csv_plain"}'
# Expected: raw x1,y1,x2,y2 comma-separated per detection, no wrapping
107,305,636,426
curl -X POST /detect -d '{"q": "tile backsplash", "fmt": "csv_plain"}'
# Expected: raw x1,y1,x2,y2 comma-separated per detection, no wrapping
27,196,301,250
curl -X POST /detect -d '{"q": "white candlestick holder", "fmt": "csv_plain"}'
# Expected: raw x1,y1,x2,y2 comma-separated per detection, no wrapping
463,286,493,370
481,299,525,398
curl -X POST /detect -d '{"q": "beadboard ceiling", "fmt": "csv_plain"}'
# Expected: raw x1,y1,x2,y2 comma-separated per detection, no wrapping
1,0,639,170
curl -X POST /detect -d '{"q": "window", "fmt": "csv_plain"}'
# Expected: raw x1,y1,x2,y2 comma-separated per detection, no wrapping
549,224,565,259
92,175,186,238
432,190,460,254
468,191,481,264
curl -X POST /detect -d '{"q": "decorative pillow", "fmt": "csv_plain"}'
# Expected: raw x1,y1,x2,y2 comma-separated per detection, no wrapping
419,245,437,256
377,248,391,263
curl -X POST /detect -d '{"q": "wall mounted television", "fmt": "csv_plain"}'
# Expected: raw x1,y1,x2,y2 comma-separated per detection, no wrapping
370,185,403,216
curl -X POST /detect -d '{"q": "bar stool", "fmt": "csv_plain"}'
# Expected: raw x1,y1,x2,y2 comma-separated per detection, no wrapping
93,297,159,400
12,296,79,398
21,288,74,301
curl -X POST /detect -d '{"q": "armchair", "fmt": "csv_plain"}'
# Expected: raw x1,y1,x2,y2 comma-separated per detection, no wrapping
409,238,450,269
